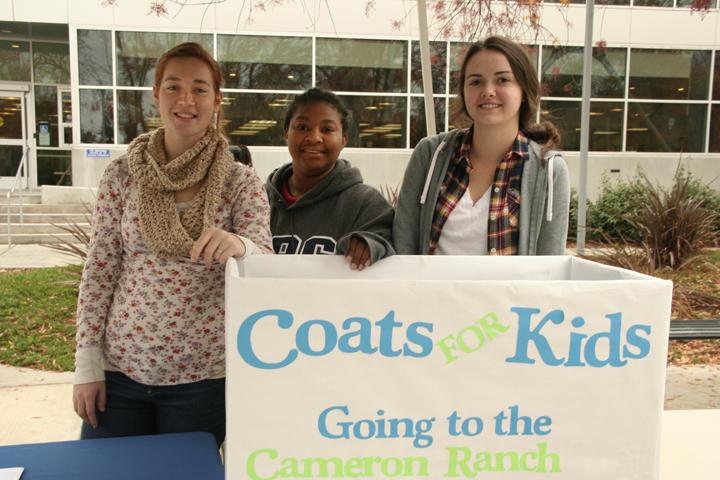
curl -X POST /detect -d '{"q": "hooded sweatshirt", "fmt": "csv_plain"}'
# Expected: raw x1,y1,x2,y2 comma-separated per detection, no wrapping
266,159,395,262
393,130,570,255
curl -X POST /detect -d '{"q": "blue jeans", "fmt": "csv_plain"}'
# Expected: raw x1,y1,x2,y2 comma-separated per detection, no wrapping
80,371,225,447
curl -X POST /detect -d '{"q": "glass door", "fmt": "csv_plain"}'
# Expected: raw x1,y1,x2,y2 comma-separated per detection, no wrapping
34,85,72,186
59,87,72,148
0,87,30,189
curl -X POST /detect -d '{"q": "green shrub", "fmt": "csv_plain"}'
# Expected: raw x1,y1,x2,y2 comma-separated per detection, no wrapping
567,188,592,242
584,169,720,245
686,176,720,236
587,176,645,243
568,188,578,241
631,169,718,269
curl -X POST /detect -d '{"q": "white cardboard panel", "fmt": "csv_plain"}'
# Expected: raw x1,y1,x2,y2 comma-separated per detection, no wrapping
226,256,672,479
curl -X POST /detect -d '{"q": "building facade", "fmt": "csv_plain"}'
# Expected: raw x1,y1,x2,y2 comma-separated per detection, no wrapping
0,0,718,197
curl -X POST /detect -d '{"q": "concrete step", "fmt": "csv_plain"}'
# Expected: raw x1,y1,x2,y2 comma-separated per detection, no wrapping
0,232,85,245
2,213,90,224
3,223,91,235
2,204,92,214
0,192,42,205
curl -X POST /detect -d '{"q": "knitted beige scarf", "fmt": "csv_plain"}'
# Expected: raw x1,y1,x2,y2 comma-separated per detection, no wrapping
127,127,232,257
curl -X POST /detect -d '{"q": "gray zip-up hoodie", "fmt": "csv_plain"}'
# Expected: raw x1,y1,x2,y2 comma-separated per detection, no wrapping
393,130,570,255
267,159,395,262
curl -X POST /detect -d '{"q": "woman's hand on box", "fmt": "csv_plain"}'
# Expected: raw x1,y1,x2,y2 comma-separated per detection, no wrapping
346,237,372,270
190,227,246,265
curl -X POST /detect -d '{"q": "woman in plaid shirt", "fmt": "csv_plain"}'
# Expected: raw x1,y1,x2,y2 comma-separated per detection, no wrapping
394,36,569,256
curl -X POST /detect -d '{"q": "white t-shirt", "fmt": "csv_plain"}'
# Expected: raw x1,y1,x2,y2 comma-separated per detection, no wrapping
436,186,491,255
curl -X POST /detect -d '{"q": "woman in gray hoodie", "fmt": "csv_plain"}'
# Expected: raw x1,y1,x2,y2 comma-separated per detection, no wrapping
267,88,394,269
394,37,569,256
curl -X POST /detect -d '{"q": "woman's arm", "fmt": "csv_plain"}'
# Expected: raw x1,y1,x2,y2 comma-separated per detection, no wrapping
190,165,273,265
73,158,126,428
393,137,434,255
230,165,274,255
74,158,127,384
336,187,395,267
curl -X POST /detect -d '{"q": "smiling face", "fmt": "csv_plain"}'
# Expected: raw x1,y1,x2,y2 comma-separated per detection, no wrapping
285,101,348,186
462,49,524,131
153,56,221,156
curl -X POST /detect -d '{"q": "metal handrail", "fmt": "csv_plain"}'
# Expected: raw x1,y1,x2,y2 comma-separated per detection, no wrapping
5,146,30,249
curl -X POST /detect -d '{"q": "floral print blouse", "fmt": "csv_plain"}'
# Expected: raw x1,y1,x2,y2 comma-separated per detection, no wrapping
74,156,272,386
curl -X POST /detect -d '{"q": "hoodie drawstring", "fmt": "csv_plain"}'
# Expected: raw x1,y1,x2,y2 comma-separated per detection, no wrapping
545,151,556,222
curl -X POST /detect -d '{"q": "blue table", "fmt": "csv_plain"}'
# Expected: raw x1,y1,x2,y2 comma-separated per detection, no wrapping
0,432,224,480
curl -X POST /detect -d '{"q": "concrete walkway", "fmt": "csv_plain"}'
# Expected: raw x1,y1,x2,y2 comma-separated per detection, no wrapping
0,365,80,446
0,244,81,269
1,364,718,446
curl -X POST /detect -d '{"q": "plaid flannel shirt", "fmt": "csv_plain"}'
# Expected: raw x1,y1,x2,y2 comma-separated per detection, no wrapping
429,127,529,255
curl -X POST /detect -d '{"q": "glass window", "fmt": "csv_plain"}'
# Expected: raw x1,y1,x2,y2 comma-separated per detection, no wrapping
61,91,72,123
525,45,539,73
30,23,68,41
626,103,706,152
541,46,582,98
0,96,23,140
633,0,672,5
541,46,626,98
37,149,71,186
676,0,718,6
590,47,626,98
117,90,158,144
340,95,406,148
629,49,711,100
116,31,213,87
411,41,447,95
80,89,114,143
541,100,580,151
34,86,59,147
78,30,112,86
0,146,23,176
587,102,625,152
410,97,446,148
33,42,69,84
596,0,630,4
0,40,30,81
709,105,719,153
316,38,407,93
0,21,29,38
449,42,471,94
713,51,719,100
223,92,295,147
218,35,311,90
61,91,72,145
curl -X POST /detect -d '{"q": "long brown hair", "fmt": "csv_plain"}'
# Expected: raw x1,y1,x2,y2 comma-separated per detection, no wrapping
153,42,225,132
451,36,560,150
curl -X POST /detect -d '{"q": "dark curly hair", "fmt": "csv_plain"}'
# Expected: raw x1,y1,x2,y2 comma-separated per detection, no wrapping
283,88,350,133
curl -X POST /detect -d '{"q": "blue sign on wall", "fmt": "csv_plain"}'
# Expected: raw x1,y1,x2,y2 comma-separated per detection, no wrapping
86,149,111,158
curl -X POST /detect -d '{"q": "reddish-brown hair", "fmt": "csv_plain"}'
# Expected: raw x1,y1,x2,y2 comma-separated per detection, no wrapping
153,42,224,131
